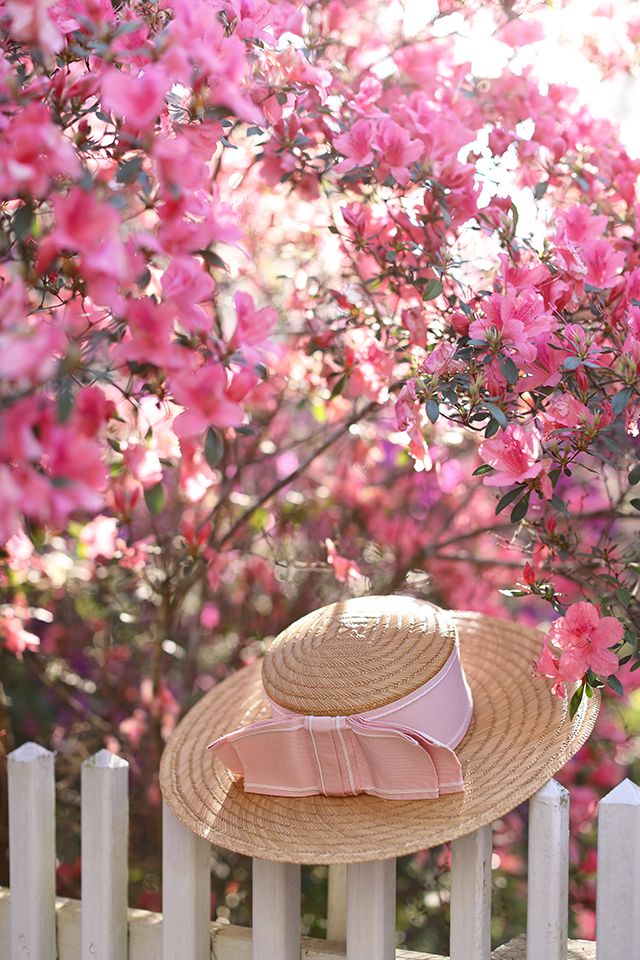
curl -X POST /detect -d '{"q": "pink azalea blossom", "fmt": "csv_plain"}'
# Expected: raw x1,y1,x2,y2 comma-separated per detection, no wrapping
580,239,625,289
1,612,40,657
79,515,119,559
230,291,277,354
334,119,376,173
469,290,554,364
538,603,622,691
171,365,245,438
373,119,422,185
101,65,170,132
325,538,362,584
0,103,79,199
5,0,63,56
478,423,544,487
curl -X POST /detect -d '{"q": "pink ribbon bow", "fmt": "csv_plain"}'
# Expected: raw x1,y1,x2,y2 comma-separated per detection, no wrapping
208,646,473,801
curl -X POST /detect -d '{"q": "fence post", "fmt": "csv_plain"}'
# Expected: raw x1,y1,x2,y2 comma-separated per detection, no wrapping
597,778,640,960
450,824,492,960
162,802,211,960
8,742,56,960
346,859,395,960
527,779,569,960
252,859,301,960
82,749,129,960
327,863,347,941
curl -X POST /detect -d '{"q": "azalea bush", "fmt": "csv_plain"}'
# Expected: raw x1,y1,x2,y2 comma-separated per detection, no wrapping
0,0,639,950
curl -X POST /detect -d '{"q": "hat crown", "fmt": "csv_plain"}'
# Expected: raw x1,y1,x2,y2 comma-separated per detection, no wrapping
262,595,456,716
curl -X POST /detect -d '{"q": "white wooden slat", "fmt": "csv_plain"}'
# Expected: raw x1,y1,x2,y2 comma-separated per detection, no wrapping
162,802,211,960
327,864,347,941
526,779,569,960
346,859,395,960
8,742,56,960
252,859,301,960
449,824,492,960
596,778,640,960
81,749,129,960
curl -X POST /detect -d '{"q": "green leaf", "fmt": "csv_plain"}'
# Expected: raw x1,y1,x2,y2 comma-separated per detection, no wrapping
630,660,640,673
569,683,585,719
330,372,349,398
473,464,495,477
499,356,518,386
612,387,633,416
563,356,582,371
422,278,444,301
13,202,34,240
607,675,624,696
484,417,500,439
200,249,227,270
484,402,508,428
116,156,143,184
510,491,531,523
204,427,224,467
144,482,165,515
56,379,73,423
550,494,569,517
629,464,640,486
630,498,640,511
533,180,549,200
426,399,440,423
495,486,523,514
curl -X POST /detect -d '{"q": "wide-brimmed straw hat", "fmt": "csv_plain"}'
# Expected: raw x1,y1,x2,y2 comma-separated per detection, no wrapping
160,595,599,864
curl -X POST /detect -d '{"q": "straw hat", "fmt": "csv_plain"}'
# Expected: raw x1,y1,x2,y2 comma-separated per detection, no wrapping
160,595,598,864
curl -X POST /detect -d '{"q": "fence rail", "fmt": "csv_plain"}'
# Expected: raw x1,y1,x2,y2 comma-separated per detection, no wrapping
3,741,640,959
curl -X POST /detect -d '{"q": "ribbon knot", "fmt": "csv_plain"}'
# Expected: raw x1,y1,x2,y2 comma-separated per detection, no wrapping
208,646,473,801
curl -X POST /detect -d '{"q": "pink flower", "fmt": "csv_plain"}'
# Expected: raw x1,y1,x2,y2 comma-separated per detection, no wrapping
1,613,40,657
161,256,216,334
541,602,622,684
115,298,183,370
325,538,362,584
373,119,422,185
580,239,625,289
469,290,554,364
51,189,130,304
478,423,543,487
5,0,63,56
79,515,119,559
0,103,79,199
171,365,245,438
101,65,169,133
334,119,376,173
0,320,65,385
230,291,277,354
200,602,220,629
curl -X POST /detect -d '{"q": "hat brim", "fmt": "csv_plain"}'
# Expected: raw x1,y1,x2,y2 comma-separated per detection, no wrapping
160,612,599,864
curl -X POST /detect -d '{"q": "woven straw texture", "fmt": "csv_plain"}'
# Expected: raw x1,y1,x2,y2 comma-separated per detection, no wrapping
160,601,599,864
263,596,455,715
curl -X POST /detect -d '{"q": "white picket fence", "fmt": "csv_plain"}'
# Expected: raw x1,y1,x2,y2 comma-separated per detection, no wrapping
1,742,640,959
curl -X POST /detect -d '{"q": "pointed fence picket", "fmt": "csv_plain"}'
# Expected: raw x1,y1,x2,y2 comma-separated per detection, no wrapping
81,748,130,960
4,741,640,960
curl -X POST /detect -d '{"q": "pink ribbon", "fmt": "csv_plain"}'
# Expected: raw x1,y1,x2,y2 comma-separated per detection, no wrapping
208,645,473,800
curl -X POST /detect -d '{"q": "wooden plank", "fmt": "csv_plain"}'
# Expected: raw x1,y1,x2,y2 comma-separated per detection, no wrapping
327,864,347,941
596,778,640,960
8,742,56,960
82,749,129,960
346,859,396,960
527,779,569,960
450,824,492,960
252,859,301,960
0,888,599,959
162,802,211,960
